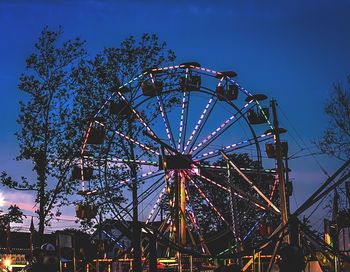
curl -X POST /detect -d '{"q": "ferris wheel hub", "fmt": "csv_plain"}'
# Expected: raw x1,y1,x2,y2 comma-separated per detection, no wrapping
159,154,193,170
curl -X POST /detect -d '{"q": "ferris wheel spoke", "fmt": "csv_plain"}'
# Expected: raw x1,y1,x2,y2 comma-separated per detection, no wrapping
184,95,217,153
227,78,252,96
228,187,240,242
118,170,164,187
138,179,166,213
147,72,176,148
81,121,94,155
181,91,191,153
239,177,279,242
115,90,160,141
80,121,94,190
94,120,160,155
221,151,281,214
177,89,190,152
113,158,158,166
156,95,176,148
121,175,165,218
198,164,276,175
255,99,273,129
145,185,167,224
186,174,238,237
93,73,147,118
167,187,177,245
84,156,159,167
144,170,175,224
193,173,229,192
190,100,255,157
193,173,269,212
176,67,192,152
184,193,199,232
194,132,273,161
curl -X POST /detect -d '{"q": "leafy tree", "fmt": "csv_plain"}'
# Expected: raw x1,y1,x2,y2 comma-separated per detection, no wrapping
316,76,350,216
0,205,25,229
0,27,86,240
317,75,350,161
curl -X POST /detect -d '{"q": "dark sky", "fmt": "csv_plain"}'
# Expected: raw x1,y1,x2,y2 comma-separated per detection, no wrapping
1,0,350,232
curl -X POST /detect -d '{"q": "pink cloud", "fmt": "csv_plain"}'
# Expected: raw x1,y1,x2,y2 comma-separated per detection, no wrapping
2,190,36,212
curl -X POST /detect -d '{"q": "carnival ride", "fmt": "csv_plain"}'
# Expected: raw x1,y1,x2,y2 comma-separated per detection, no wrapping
74,62,350,272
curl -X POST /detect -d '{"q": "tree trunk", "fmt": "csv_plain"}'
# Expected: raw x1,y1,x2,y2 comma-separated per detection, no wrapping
131,157,142,272
36,151,47,245
38,175,45,244
127,115,142,272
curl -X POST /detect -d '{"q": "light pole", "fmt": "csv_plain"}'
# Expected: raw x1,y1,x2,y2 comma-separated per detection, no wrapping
271,99,290,243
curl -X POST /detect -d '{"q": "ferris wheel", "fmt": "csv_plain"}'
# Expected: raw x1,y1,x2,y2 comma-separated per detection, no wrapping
75,62,284,262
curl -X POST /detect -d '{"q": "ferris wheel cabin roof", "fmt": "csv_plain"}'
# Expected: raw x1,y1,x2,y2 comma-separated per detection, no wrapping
264,127,287,135
245,93,268,102
110,85,130,93
216,71,237,78
180,61,201,68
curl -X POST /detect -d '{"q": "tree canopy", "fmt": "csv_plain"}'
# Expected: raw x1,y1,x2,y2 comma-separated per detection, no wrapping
0,205,25,229
317,75,350,161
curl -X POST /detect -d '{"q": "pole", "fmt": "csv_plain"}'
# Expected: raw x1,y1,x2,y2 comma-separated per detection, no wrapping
57,234,62,272
285,157,291,215
174,171,182,272
131,163,142,272
179,172,186,272
73,233,77,272
189,255,193,272
149,232,157,272
97,211,102,272
271,99,290,243
127,105,142,272
334,255,339,272
179,172,186,247
253,249,256,272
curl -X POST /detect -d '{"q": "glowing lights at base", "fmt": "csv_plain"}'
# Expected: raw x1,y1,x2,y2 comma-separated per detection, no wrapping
3,258,11,267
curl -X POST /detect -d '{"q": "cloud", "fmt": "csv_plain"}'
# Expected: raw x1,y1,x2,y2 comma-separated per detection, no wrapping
2,190,80,232
3,190,35,212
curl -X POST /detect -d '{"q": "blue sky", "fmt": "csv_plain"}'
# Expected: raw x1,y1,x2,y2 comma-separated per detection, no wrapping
1,0,350,232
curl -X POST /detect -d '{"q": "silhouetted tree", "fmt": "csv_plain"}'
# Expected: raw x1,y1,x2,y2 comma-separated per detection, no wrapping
317,75,350,161
0,205,24,229
0,27,86,240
